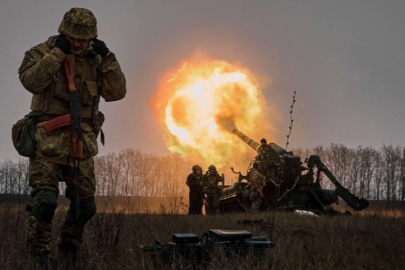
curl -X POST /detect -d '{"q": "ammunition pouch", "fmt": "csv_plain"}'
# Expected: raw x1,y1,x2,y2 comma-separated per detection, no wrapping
36,121,70,159
81,81,98,106
11,111,41,157
35,119,97,163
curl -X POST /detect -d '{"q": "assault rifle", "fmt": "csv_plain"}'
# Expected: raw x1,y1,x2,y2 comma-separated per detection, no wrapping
63,55,82,220
39,55,82,219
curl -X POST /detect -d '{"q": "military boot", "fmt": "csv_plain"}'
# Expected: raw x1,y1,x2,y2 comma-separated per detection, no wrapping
58,242,78,269
30,250,57,270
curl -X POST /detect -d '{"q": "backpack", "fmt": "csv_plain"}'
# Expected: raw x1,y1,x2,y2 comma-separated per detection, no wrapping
11,112,40,157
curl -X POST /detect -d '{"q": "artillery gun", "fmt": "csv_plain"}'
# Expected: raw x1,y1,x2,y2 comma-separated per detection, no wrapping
219,129,369,213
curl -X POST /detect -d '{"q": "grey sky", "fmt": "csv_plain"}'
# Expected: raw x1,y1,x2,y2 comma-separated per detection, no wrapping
1,0,404,160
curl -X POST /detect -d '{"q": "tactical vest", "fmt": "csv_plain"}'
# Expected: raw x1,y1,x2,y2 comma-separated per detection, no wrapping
207,175,220,189
30,55,100,119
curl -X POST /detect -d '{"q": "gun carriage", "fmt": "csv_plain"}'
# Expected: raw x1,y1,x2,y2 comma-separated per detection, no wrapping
219,129,369,213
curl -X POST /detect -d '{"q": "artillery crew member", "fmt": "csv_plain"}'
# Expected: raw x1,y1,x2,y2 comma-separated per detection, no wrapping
257,138,284,181
249,161,266,211
257,138,288,164
18,8,126,267
186,165,204,215
201,165,224,215
257,138,271,160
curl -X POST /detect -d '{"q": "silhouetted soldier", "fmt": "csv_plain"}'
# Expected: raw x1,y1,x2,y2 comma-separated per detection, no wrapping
249,161,266,211
186,165,204,214
202,165,223,215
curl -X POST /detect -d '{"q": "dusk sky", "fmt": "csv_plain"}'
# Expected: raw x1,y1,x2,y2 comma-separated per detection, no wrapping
1,0,404,160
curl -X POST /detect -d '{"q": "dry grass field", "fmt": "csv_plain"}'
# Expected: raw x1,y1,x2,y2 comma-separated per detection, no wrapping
0,201,404,270
0,196,405,270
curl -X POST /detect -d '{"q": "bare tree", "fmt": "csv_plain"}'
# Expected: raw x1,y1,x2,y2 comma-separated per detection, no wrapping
323,144,353,190
381,145,401,200
400,148,405,201
2,144,405,203
357,147,376,198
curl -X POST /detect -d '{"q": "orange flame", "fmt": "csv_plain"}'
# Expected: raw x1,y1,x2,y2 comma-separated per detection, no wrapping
150,57,271,168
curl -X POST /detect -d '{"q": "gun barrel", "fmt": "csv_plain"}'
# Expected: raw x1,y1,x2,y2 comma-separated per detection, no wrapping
232,128,260,151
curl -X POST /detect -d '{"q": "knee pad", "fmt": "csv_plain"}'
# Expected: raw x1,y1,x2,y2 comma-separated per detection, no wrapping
79,198,96,225
32,191,58,224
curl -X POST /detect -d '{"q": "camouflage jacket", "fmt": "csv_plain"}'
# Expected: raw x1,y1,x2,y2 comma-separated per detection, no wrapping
250,168,265,192
18,35,126,117
18,36,126,164
202,173,223,190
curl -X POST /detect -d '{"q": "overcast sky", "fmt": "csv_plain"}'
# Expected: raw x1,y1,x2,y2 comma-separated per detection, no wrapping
1,0,404,160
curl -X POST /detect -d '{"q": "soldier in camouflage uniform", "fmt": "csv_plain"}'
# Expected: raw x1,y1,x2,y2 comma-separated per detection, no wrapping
18,8,126,267
201,165,223,215
257,138,271,160
186,165,204,215
257,138,281,181
249,161,266,211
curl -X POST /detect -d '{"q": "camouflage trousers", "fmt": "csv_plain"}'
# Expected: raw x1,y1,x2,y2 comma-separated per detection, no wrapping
250,191,263,211
26,155,96,257
205,193,220,215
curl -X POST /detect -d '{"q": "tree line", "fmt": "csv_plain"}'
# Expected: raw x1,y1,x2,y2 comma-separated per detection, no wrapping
294,144,405,201
1,144,405,201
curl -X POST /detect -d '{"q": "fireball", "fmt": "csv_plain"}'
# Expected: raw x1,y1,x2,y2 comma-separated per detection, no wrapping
150,58,268,168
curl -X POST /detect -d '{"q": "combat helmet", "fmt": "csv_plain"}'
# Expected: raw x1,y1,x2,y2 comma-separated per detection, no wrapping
192,165,202,172
58,8,97,39
208,165,216,170
252,161,261,169
260,138,267,144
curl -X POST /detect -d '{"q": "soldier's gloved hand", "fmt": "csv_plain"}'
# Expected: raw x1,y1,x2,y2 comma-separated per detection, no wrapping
92,38,109,57
54,35,71,54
